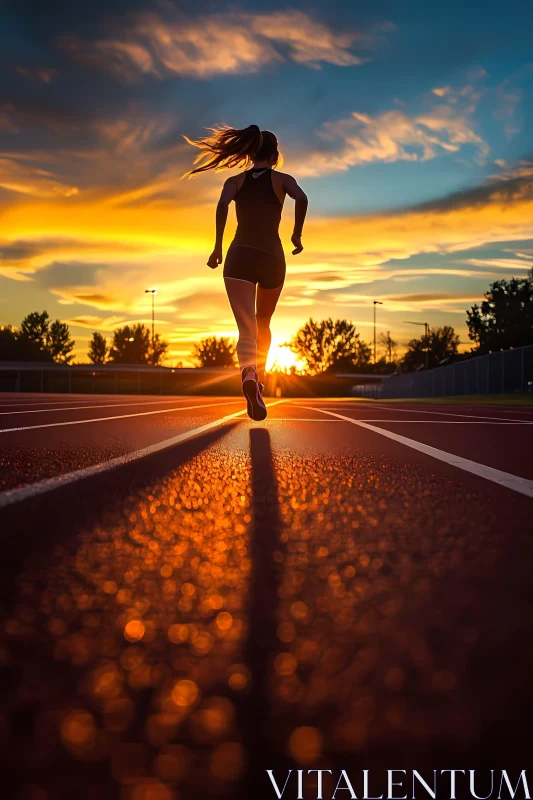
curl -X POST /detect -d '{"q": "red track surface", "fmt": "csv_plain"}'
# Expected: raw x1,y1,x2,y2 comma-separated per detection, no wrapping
0,393,532,798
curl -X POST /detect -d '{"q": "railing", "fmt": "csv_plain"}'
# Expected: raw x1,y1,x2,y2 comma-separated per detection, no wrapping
4,348,531,399
381,344,533,398
0,363,382,398
0,364,242,396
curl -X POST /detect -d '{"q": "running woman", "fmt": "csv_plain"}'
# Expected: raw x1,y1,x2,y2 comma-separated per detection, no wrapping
183,124,308,421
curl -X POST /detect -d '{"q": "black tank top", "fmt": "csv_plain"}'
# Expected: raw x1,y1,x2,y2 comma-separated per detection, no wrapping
232,167,284,258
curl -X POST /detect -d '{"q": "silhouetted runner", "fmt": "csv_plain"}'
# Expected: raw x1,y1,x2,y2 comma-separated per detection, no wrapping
183,124,308,420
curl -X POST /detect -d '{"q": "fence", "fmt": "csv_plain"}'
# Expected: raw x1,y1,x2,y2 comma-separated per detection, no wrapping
0,364,242,396
4,348,532,399
0,363,382,398
381,344,533,399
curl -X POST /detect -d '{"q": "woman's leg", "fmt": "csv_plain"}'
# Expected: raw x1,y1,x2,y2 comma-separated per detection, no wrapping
256,283,284,383
225,277,267,421
224,278,258,369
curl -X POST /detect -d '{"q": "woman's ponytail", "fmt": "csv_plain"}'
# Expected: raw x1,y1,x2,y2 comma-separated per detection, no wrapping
181,124,264,177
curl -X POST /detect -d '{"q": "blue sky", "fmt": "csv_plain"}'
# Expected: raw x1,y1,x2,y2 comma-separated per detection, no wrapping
1,0,532,365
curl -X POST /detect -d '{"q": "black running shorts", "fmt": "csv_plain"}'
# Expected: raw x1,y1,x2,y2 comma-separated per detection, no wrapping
223,243,286,290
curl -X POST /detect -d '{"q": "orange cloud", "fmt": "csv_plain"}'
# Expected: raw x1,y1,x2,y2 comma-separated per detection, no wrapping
2,158,533,364
59,9,375,82
64,314,169,332
0,157,79,198
326,291,481,314
298,174,533,261
248,10,366,68
2,164,533,293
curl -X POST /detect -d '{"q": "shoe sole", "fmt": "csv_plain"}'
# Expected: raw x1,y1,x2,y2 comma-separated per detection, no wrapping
243,380,267,421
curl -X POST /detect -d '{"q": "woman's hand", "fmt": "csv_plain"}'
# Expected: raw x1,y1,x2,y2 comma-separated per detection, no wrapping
291,234,304,255
207,247,223,269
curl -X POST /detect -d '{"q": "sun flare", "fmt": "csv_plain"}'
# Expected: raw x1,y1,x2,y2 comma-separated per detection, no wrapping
266,339,305,373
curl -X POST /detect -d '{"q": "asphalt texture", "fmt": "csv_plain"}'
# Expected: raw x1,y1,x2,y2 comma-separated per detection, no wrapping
0,392,532,800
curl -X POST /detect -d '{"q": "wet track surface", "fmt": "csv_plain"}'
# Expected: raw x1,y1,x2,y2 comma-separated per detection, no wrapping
1,394,533,799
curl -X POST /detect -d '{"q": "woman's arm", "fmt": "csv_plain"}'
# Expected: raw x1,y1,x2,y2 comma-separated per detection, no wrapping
283,175,308,255
207,178,238,268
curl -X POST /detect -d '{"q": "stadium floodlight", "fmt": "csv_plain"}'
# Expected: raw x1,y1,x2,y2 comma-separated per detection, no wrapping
373,300,383,364
145,288,158,347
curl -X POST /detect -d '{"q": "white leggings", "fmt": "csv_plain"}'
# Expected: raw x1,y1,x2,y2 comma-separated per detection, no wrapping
224,278,284,371
225,279,258,366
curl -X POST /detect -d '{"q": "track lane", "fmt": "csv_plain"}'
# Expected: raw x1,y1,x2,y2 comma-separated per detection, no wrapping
303,400,533,423
297,400,533,481
0,397,247,491
0,401,285,507
0,398,243,433
298,405,533,497
1,401,533,798
0,397,217,418
0,392,183,410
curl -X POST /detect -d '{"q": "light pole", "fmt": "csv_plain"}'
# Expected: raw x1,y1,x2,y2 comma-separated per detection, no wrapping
404,320,430,369
373,300,383,364
145,288,157,349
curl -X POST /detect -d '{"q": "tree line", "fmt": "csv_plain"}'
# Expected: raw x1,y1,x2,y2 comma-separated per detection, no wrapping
87,325,168,366
191,319,459,374
193,273,533,373
0,312,169,366
2,273,532,372
0,311,74,363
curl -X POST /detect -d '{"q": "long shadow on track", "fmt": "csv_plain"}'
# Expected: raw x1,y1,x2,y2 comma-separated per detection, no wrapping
235,429,292,798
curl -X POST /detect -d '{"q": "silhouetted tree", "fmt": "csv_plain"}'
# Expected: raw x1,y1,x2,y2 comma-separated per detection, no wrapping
108,324,151,364
0,325,53,362
403,325,460,372
192,336,237,367
88,332,108,364
467,277,533,353
149,332,169,366
286,318,371,375
48,320,75,363
379,330,399,364
20,310,50,349
108,324,169,365
19,310,74,362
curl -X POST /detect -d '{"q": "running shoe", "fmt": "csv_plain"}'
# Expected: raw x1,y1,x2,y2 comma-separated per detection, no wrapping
241,367,267,421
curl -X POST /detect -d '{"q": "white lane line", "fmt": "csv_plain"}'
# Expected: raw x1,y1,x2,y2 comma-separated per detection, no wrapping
299,405,533,499
0,399,243,434
0,398,141,408
314,403,527,425
381,402,533,416
0,400,285,507
0,398,214,416
258,418,528,424
0,395,213,409
318,402,532,424
353,420,532,424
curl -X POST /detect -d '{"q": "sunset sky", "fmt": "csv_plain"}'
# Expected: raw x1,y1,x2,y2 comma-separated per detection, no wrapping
2,0,533,367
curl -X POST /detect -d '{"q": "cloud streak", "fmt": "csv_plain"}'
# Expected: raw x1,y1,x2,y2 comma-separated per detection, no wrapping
3,160,533,293
326,291,481,314
287,80,489,177
59,9,375,82
294,107,487,177
0,156,79,198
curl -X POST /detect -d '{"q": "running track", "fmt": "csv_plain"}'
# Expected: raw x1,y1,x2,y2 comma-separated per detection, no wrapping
1,392,532,799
